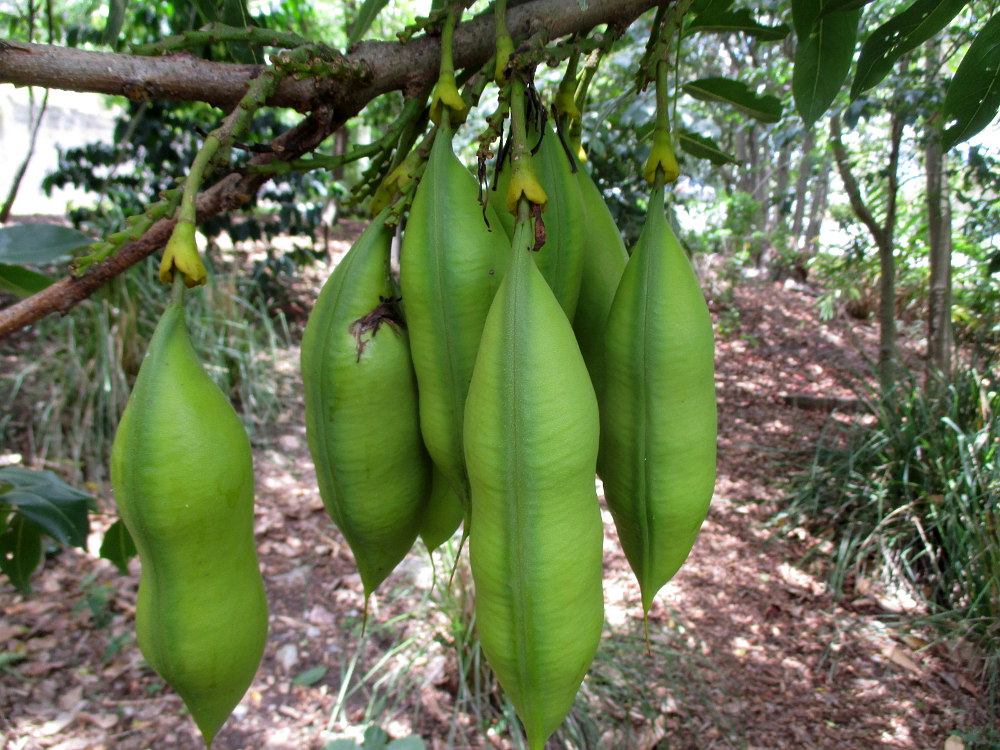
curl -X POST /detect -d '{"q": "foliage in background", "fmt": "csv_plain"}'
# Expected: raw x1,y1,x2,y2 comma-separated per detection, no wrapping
0,255,292,489
0,466,92,591
782,362,1000,705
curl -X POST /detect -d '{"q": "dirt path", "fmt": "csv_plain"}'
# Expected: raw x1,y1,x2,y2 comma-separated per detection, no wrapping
0,271,991,749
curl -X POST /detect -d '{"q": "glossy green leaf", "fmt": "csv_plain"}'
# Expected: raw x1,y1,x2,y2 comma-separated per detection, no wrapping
0,263,53,298
943,13,1000,149
793,9,862,125
99,519,137,575
677,130,740,165
348,0,392,45
0,514,43,593
681,77,783,123
0,224,91,265
0,467,92,548
687,8,790,41
852,0,972,97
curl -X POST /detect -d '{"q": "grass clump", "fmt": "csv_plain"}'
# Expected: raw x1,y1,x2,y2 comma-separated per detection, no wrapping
782,361,999,704
0,256,293,487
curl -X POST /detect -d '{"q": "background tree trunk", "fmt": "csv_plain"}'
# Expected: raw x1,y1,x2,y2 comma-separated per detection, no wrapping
925,45,954,380
830,111,903,391
791,129,816,249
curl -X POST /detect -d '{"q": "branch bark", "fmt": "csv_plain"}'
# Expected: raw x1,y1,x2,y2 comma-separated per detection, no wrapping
0,0,658,110
0,0,661,340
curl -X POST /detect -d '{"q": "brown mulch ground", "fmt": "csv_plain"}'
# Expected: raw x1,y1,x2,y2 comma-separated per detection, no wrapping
0,244,994,749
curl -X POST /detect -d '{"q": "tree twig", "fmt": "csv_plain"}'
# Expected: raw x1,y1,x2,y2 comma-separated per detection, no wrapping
0,107,338,339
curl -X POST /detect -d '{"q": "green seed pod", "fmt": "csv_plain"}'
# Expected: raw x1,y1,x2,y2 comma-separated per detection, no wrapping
464,219,604,750
110,294,267,748
419,466,464,552
301,212,430,599
399,126,509,508
570,163,628,408
492,120,587,319
600,186,717,615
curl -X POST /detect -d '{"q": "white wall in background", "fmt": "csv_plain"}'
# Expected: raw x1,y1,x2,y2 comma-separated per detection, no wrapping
0,85,119,217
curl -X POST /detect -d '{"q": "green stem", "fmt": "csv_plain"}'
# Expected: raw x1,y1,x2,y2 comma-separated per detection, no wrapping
131,24,314,56
177,67,284,226
249,141,384,176
503,76,547,213
71,188,183,275
509,77,530,166
494,0,514,83
439,2,460,78
654,58,670,134
171,272,186,305
561,46,580,93
555,45,581,128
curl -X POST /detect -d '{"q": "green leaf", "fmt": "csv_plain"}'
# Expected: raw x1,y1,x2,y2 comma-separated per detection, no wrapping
687,8,791,41
0,263,54,298
348,0,392,46
386,738,426,750
677,129,740,165
792,0,823,40
102,0,128,48
362,726,390,748
323,741,362,750
0,467,92,548
943,13,1000,150
690,0,736,15
851,0,972,97
221,0,260,63
819,0,876,19
0,225,92,265
0,514,43,593
681,77,783,123
291,665,327,686
793,8,862,125
0,652,28,669
99,519,137,575
191,0,219,23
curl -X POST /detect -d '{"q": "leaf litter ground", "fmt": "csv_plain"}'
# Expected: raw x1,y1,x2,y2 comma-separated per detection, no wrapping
0,232,993,749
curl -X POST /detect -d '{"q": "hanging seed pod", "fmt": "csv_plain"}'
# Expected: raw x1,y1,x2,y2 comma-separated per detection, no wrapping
111,292,267,748
301,212,430,601
570,160,628,407
399,126,509,508
465,217,604,750
600,185,717,614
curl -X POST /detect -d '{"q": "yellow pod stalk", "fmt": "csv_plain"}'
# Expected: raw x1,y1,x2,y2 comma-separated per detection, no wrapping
492,120,587,319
